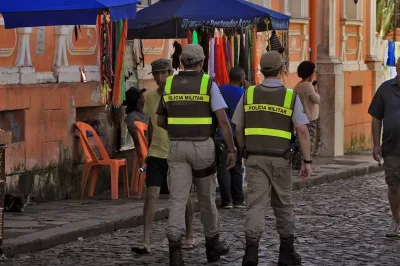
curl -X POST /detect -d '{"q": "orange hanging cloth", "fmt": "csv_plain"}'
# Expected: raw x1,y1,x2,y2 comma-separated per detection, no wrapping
112,19,128,107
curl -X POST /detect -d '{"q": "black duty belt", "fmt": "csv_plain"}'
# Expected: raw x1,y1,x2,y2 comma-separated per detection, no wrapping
243,149,291,160
192,160,217,178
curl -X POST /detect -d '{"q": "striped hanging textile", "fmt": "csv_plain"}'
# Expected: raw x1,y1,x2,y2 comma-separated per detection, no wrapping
99,12,113,104
112,19,128,107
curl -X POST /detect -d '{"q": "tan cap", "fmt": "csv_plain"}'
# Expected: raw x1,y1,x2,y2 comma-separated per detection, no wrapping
149,58,172,74
260,51,285,72
181,44,205,64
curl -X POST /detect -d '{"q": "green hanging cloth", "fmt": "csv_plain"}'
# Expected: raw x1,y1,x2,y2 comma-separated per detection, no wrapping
120,62,126,105
192,30,199,44
120,21,126,105
115,21,123,56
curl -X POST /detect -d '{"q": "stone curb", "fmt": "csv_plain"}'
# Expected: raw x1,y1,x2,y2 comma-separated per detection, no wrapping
1,162,382,257
1,203,200,258
292,162,382,191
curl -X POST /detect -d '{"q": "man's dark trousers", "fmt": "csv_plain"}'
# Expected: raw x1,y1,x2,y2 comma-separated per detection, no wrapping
216,141,244,206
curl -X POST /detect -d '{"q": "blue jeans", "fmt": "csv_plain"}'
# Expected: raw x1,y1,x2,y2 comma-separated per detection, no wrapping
216,141,244,206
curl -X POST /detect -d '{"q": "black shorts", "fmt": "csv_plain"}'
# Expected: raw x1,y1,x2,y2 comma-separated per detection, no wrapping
146,156,169,192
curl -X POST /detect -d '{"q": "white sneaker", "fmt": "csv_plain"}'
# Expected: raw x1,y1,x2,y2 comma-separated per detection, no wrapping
386,220,400,237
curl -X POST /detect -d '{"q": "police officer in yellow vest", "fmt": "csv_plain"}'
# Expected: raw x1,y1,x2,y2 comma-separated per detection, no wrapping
157,44,237,266
232,51,312,266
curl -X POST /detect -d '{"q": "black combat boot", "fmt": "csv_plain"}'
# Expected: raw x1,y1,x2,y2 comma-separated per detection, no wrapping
169,240,184,266
278,235,301,265
242,238,259,266
205,234,230,262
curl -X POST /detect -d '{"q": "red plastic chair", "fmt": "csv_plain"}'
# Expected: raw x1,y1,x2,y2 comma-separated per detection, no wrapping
131,121,148,198
75,122,129,200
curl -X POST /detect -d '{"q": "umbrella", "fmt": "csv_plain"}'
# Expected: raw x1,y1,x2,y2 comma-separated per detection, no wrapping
128,0,290,39
0,0,138,29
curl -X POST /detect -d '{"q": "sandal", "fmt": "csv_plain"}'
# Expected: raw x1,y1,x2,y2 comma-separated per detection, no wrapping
182,239,197,249
131,244,150,255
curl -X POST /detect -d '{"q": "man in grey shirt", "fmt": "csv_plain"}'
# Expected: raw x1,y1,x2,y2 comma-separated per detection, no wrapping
369,56,400,237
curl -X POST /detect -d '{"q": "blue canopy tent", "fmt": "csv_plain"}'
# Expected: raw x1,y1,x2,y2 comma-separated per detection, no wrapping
0,0,138,29
128,0,290,39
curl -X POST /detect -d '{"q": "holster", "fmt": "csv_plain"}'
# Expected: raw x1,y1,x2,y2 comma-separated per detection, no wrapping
192,160,217,178
192,138,218,178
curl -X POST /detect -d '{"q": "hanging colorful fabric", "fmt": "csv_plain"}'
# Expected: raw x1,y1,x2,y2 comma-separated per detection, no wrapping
239,31,247,77
253,26,259,85
187,29,193,44
192,30,199,44
234,35,238,66
222,35,230,72
214,37,229,86
112,19,128,107
227,38,233,70
230,35,235,67
99,11,113,104
209,37,215,78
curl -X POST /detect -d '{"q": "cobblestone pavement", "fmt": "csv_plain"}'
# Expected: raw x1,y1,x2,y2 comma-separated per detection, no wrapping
2,173,400,266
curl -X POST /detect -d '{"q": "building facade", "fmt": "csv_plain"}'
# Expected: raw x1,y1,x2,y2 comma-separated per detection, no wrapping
0,17,116,201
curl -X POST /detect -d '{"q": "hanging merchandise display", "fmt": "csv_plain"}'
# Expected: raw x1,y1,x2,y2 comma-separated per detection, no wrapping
99,11,113,105
139,25,288,86
127,0,291,87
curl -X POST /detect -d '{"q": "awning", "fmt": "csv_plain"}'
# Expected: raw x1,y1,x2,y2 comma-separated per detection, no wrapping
128,0,290,39
0,0,138,29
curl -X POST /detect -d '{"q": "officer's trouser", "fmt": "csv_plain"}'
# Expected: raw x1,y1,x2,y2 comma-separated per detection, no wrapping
245,155,294,241
166,137,220,242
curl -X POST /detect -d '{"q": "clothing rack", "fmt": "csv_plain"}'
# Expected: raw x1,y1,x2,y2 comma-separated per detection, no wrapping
183,26,289,86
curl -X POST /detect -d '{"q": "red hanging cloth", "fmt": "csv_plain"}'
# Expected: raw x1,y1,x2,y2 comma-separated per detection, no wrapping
214,37,229,86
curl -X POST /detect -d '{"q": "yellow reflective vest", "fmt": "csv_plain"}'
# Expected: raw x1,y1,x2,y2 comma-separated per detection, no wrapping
244,85,295,157
163,71,215,141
